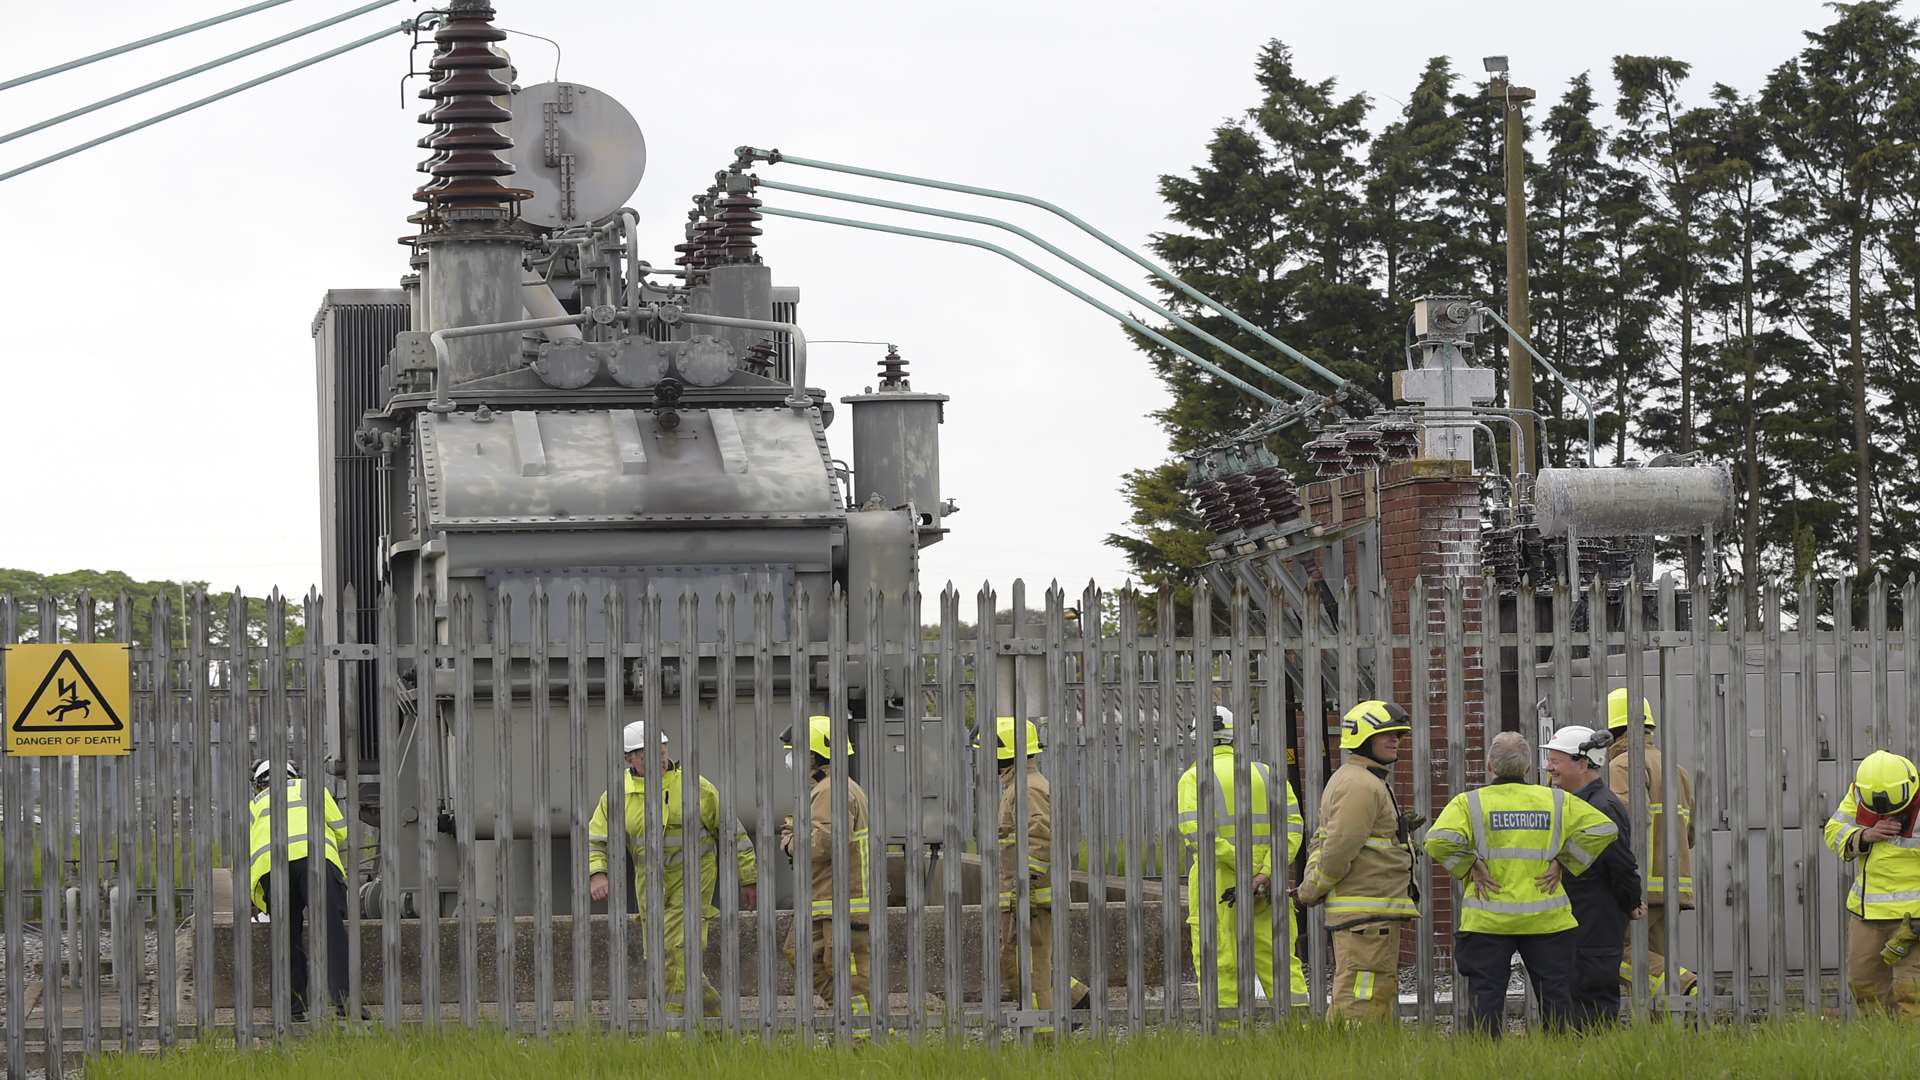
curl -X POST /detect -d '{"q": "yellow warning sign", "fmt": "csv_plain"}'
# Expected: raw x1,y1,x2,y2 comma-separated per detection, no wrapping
4,644,131,756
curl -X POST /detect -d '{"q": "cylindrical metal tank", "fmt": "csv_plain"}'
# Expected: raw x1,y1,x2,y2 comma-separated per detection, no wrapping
842,387,948,534
426,231,527,384
1533,464,1734,538
705,263,772,358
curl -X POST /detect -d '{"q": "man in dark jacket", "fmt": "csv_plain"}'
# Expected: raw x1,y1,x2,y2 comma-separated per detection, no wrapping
1543,725,1644,1030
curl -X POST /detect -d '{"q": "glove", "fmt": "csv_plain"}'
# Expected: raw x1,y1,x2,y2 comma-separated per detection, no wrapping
1220,886,1238,907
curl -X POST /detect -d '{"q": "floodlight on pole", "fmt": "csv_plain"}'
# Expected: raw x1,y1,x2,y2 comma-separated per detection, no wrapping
1483,55,1509,75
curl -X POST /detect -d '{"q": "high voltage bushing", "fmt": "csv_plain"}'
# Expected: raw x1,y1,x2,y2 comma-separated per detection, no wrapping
1305,431,1350,478
1375,419,1419,461
715,190,765,264
1341,426,1383,470
1250,466,1301,522
1194,481,1238,534
413,2,531,215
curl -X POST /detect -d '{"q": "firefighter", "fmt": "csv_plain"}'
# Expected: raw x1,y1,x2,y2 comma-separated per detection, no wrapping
1176,706,1307,1015
779,714,872,1019
1541,724,1643,1030
246,759,350,1021
1606,689,1698,999
1426,731,1620,1036
1824,750,1920,1016
982,716,1092,1017
587,720,757,1015
1295,700,1419,1023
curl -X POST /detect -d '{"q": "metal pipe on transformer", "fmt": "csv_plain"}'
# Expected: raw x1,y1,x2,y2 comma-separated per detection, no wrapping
428,313,591,412
666,309,811,410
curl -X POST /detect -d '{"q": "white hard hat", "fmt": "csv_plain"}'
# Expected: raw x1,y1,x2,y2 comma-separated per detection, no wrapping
250,759,299,785
1202,705,1235,742
622,721,668,752
1543,725,1607,767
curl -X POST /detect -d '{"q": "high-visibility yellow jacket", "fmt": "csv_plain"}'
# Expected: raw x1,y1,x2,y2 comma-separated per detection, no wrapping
1824,787,1920,920
997,765,1057,908
1298,756,1417,927
246,779,347,912
1176,745,1305,904
588,766,757,918
1609,742,1695,907
1425,779,1619,935
784,775,872,921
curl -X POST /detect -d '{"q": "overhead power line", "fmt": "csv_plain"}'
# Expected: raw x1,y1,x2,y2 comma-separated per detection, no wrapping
0,0,300,93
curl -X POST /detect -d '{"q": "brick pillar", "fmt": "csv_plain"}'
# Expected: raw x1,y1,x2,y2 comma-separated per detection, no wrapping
1303,459,1485,958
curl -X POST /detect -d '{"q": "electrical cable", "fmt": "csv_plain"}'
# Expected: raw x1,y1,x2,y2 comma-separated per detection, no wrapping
0,18,421,185
0,0,299,93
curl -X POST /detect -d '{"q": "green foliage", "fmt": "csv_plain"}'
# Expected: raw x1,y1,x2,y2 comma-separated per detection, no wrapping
1115,9,1920,599
0,568,307,649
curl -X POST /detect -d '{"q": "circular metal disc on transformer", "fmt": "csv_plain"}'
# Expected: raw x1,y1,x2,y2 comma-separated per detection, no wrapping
506,81,646,229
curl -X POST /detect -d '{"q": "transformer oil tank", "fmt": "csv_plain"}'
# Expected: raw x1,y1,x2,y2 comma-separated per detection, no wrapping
842,351,948,542
1533,464,1734,538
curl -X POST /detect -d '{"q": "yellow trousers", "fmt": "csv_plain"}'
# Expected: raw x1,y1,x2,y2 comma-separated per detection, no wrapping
1186,861,1305,1011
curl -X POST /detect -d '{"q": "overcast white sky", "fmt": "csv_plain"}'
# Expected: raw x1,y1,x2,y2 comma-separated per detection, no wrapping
0,0,1876,597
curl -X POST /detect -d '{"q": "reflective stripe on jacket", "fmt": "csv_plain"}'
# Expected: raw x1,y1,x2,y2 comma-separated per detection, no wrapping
246,779,348,911
1298,756,1416,926
1608,741,1695,905
586,766,758,917
1176,746,1305,912
1425,779,1619,935
997,764,1057,908
1824,786,1920,919
787,775,871,920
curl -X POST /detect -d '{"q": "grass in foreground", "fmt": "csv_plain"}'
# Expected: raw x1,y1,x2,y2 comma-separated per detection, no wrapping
84,1016,1919,1080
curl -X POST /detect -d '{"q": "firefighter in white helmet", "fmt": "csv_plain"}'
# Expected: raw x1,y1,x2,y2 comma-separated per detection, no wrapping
587,719,757,1014
246,758,350,1021
1176,706,1307,1016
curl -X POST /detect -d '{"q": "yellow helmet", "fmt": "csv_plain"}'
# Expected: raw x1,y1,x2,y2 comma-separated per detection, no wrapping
1606,688,1655,731
975,716,1042,761
782,715,852,759
1339,700,1410,751
1856,751,1919,815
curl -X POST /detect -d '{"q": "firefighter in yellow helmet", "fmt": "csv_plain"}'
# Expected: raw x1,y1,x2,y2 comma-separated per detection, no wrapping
587,720,757,1014
1825,750,1920,1016
245,759,349,1021
1176,706,1307,1015
980,716,1091,1017
1295,701,1419,1023
778,715,872,1018
1425,731,1621,1036
1605,689,1698,999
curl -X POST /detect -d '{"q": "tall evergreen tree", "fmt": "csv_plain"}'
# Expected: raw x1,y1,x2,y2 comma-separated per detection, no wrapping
1109,41,1380,590
1762,0,1920,577
1530,73,1619,467
1612,57,1721,462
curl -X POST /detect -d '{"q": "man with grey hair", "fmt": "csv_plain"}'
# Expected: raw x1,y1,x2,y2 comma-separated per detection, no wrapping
1425,731,1620,1036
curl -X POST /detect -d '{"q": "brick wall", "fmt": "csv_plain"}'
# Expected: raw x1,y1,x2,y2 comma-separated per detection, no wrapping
1302,459,1485,957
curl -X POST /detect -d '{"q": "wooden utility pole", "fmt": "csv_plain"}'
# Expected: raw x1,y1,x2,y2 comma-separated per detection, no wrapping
1488,71,1535,478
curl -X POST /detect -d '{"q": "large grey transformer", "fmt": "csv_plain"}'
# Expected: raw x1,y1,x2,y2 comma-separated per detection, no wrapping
312,3,943,915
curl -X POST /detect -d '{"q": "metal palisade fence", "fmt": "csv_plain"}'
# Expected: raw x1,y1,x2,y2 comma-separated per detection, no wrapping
0,574,1914,1070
